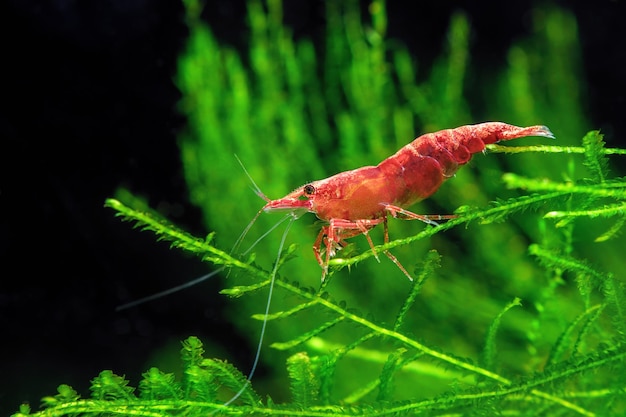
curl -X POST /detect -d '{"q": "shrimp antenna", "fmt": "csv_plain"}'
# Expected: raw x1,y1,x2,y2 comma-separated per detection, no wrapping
234,154,270,202
219,214,296,409
116,156,284,311
115,213,288,312
229,153,288,260
116,268,226,311
235,213,291,257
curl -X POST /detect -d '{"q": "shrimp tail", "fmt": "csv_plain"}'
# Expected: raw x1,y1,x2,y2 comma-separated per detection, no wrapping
475,122,555,144
410,122,554,168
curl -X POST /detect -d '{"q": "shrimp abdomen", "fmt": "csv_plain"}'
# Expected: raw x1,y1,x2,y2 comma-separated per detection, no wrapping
379,122,554,206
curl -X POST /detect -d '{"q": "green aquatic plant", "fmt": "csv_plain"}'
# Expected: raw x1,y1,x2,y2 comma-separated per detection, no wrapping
16,146,626,415
14,0,626,415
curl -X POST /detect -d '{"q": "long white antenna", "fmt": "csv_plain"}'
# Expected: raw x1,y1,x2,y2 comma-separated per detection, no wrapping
220,215,295,408
116,155,276,311
116,268,226,311
235,154,270,202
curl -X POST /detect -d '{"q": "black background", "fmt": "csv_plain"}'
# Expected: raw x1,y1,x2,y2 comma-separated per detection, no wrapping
2,0,625,414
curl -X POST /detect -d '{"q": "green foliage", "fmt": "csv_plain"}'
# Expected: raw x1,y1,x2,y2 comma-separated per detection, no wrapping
16,0,626,416
21,185,626,416
286,352,319,407
481,297,522,371
21,147,626,415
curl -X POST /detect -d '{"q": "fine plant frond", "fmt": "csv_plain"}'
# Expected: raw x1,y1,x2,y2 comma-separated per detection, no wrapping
539,343,626,394
40,385,80,409
348,351,427,405
89,371,136,402
181,336,218,402
530,244,626,342
545,202,626,243
467,191,572,224
582,130,610,184
105,192,209,246
529,244,606,302
251,298,320,321
392,249,441,332
104,198,266,280
286,352,319,408
546,304,606,366
201,358,262,406
486,143,626,156
544,202,626,220
315,331,380,405
139,368,183,401
481,297,522,371
593,214,625,242
376,348,407,402
501,145,626,243
270,315,346,351
571,303,608,357
503,174,626,199
220,279,271,298
104,197,220,263
602,275,626,341
181,334,205,367
305,337,467,383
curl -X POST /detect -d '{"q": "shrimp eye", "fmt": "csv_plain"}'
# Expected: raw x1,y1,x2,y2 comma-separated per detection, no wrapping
303,184,315,195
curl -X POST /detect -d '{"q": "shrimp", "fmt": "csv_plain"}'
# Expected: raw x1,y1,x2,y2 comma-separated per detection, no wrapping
262,122,554,280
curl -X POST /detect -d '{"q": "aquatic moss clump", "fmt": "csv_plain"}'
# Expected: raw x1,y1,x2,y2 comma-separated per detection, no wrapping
15,1,626,416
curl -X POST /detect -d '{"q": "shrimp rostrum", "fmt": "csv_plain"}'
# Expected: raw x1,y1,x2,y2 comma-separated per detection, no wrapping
260,122,554,280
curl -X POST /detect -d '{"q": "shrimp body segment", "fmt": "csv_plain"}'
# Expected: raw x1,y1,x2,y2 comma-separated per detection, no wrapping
263,122,554,280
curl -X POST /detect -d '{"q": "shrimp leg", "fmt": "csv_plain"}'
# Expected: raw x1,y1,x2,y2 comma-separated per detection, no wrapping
382,203,457,224
314,216,416,280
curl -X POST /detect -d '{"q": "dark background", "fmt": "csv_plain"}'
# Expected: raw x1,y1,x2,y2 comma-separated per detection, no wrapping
1,0,625,414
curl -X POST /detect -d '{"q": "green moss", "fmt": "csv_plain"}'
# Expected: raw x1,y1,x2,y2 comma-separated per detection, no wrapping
16,0,626,416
